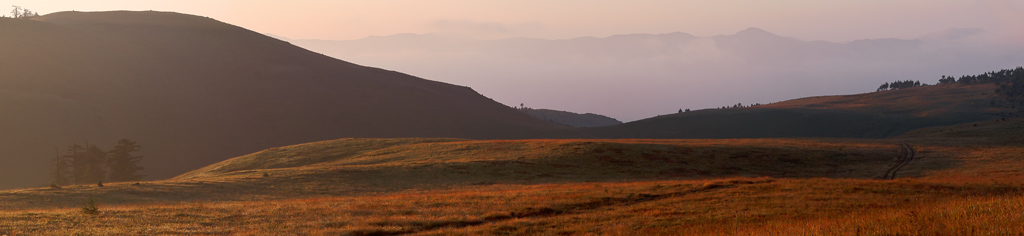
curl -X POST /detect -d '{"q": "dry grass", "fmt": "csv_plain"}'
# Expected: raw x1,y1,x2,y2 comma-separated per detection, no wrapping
0,178,1021,235
181,138,900,182
1,138,901,211
759,83,1004,117
1,126,1022,235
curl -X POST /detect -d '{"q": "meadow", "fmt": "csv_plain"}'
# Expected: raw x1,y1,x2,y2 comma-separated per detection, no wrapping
1,119,1022,235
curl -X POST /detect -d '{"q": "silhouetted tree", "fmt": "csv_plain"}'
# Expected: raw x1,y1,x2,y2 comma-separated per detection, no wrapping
877,82,890,92
938,75,956,84
9,6,38,19
107,139,145,182
77,145,107,184
876,80,926,91
50,148,71,186
65,144,86,184
10,6,21,18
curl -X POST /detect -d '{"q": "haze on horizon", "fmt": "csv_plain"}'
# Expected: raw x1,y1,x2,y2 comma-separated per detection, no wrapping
8,0,1024,42
6,0,1024,121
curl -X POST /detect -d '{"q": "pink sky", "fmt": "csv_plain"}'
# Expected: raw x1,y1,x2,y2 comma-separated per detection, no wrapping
5,0,1023,42
5,1,1024,121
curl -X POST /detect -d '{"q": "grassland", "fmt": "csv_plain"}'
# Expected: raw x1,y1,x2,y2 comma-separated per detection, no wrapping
588,84,1010,139
2,178,1023,235
1,119,1022,235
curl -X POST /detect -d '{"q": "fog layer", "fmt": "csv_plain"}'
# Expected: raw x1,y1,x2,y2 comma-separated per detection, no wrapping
290,28,1024,121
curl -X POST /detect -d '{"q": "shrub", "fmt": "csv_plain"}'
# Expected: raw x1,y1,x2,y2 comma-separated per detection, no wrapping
81,195,99,215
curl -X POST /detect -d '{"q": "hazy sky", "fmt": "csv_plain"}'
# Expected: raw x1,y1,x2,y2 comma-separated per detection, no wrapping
5,0,1023,42
5,1,1024,121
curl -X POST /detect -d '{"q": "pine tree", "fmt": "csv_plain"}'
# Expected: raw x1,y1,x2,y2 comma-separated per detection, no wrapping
50,148,71,186
107,139,145,182
877,82,889,91
79,145,107,184
65,144,87,184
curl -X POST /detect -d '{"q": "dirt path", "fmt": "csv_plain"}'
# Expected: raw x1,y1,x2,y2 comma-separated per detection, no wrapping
382,179,773,235
881,143,915,180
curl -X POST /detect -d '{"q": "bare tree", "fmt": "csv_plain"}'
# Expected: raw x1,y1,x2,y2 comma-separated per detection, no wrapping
11,5,22,18
9,6,39,19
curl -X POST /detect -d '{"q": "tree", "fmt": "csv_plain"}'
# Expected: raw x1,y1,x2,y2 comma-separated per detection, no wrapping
877,82,890,91
8,6,38,19
107,139,145,182
678,109,682,113
938,75,955,84
50,148,71,186
77,145,107,184
10,5,21,18
65,144,87,184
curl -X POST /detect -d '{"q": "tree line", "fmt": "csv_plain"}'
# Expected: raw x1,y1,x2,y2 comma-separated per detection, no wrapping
51,139,145,187
937,67,1024,86
718,102,765,109
876,80,925,92
4,6,39,18
936,66,1024,113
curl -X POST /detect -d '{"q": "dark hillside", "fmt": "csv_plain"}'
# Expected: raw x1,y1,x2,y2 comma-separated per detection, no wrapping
519,108,622,127
585,84,1006,139
0,11,564,189
896,117,1024,145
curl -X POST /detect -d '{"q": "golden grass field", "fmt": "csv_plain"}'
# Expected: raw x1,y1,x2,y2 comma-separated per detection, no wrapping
1,119,1023,235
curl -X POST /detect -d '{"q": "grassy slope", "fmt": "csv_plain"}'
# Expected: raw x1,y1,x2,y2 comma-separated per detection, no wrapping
586,84,1008,139
0,138,896,211
3,117,1024,235
178,138,896,182
521,108,623,127
758,84,1002,116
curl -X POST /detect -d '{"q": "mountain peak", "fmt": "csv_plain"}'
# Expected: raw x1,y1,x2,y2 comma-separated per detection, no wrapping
734,27,777,37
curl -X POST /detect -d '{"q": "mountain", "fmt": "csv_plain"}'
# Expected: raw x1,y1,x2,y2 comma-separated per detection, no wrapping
519,108,622,127
288,28,1024,122
583,84,1009,138
0,11,565,189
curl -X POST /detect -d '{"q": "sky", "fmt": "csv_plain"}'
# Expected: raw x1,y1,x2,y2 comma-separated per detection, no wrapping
5,0,1024,121
4,0,1023,42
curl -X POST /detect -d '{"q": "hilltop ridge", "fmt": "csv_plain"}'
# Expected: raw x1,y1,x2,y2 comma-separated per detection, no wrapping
584,83,1009,139
518,108,622,127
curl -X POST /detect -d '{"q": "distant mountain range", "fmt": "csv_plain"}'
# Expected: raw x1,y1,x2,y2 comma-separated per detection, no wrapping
288,27,1024,121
